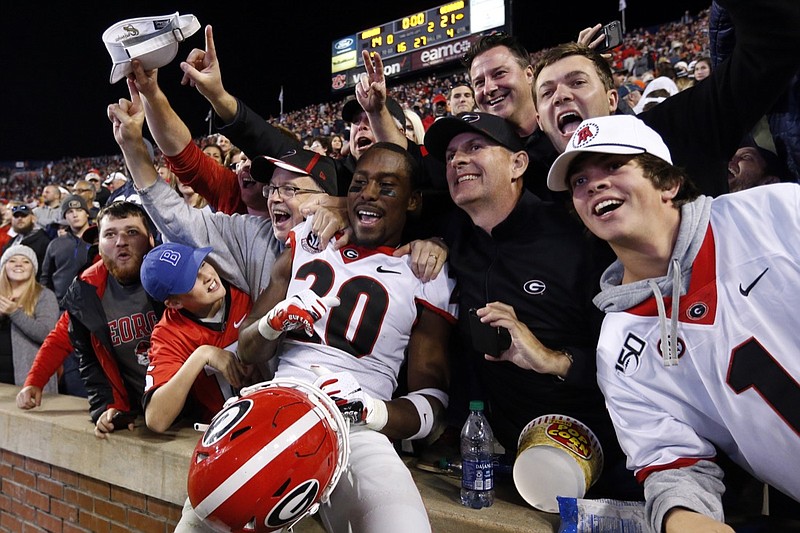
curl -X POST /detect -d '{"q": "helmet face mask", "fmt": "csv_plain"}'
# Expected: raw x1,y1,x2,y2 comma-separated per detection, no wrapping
188,379,350,532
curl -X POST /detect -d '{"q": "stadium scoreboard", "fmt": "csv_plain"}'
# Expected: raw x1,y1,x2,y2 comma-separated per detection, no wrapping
331,0,507,92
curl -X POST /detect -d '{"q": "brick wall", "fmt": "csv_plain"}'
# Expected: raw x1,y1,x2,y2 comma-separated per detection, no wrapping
0,450,181,533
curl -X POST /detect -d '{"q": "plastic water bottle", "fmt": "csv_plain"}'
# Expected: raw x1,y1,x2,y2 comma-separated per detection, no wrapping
460,400,495,508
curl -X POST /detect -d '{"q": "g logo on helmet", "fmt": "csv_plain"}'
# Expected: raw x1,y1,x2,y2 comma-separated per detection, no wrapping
187,379,350,532
266,480,319,528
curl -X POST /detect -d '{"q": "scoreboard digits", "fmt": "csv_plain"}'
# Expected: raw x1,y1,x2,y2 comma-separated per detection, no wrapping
358,1,469,62
331,0,506,91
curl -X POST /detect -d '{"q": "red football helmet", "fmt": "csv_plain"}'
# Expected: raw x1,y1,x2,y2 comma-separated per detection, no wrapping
187,378,350,532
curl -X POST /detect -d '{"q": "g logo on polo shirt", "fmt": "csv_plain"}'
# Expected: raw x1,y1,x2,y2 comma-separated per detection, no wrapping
523,280,546,295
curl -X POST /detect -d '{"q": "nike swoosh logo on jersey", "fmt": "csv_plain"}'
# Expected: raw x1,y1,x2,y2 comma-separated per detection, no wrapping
376,266,401,275
739,267,769,296
233,314,247,329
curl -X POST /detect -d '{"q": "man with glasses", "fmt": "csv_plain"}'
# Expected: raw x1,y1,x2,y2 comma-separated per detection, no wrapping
72,179,100,218
2,205,51,280
85,170,111,207
109,79,447,346
108,79,344,315
249,152,335,243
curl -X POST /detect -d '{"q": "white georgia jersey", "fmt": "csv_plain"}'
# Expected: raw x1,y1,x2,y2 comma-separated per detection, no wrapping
274,218,458,400
596,184,800,502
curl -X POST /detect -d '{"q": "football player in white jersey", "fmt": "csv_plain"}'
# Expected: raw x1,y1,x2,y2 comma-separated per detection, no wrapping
547,115,800,533
239,142,457,533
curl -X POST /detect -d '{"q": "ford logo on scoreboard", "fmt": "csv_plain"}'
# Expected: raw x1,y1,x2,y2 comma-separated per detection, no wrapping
334,37,356,53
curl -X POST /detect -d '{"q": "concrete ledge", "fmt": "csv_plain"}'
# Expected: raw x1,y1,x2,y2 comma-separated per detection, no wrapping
0,384,558,532
410,466,559,533
0,384,192,506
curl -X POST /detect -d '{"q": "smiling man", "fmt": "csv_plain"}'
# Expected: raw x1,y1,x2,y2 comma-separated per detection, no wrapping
233,142,457,533
462,33,560,199
548,114,800,532
249,150,335,242
424,112,639,501
140,242,257,433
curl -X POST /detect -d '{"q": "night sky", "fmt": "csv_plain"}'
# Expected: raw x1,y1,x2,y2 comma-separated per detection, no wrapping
1,1,710,162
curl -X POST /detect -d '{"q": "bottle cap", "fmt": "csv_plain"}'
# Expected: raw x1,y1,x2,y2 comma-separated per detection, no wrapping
469,400,484,411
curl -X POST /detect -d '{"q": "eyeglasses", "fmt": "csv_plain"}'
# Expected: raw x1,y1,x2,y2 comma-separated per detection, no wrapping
262,185,325,199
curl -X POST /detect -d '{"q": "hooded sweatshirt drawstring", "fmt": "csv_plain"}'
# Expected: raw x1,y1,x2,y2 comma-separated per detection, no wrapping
647,258,681,366
593,196,713,368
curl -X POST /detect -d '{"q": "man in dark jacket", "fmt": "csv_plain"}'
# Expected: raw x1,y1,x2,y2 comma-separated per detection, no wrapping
40,195,93,303
60,201,164,438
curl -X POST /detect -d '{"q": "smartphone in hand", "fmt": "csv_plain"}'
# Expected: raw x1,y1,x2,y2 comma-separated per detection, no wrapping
597,21,623,52
468,308,511,357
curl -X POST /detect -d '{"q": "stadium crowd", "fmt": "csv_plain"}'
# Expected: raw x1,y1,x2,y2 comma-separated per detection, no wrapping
2,7,734,206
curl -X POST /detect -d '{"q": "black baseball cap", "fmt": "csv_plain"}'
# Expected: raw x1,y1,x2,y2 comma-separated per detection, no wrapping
250,149,338,196
341,96,406,128
12,205,33,217
424,112,524,161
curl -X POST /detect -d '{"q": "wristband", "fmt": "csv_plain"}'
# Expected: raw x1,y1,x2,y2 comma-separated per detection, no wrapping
365,398,388,431
400,393,435,440
257,315,281,341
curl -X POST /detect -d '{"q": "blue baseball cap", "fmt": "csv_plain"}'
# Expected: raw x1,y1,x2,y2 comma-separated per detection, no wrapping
141,242,213,301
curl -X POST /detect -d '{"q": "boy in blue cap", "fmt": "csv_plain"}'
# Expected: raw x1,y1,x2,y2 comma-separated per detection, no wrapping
140,241,258,433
